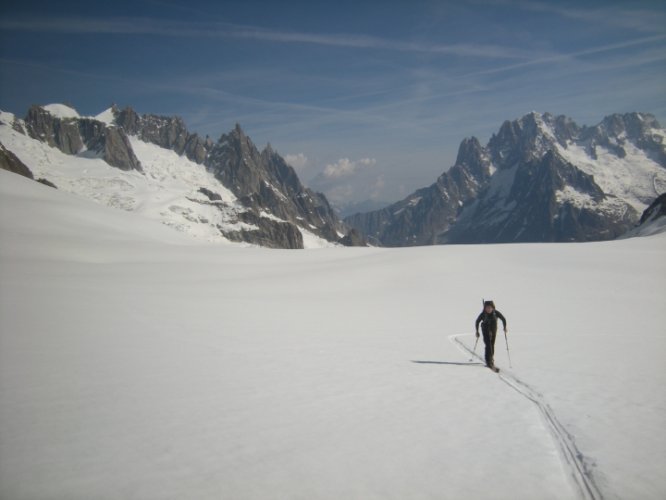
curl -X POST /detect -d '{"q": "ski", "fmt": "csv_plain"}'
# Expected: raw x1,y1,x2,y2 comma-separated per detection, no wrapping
488,366,500,373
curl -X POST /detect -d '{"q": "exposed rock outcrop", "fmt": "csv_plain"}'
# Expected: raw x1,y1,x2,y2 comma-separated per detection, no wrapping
639,193,666,225
0,142,34,179
24,106,142,171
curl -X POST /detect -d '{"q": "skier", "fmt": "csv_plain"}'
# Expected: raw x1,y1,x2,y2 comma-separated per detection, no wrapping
475,300,507,372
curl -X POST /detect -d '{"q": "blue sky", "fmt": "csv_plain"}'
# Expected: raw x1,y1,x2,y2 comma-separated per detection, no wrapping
1,0,665,207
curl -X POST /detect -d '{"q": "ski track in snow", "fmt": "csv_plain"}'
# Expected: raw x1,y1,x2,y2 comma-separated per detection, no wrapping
449,334,604,500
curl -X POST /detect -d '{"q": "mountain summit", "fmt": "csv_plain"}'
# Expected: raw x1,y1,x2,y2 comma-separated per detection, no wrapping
346,112,666,245
0,104,363,249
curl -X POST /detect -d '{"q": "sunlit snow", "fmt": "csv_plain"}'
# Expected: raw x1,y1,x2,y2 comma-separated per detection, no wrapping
1,170,664,499
42,103,81,120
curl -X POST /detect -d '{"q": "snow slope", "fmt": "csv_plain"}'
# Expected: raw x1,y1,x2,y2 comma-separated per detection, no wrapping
42,103,81,120
94,107,116,126
1,170,665,499
550,129,666,214
0,110,334,248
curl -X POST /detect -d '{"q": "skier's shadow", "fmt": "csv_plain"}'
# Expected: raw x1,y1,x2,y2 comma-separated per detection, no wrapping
411,360,483,366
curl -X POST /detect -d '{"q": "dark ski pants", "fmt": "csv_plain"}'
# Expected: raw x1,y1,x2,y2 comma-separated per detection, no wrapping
482,328,497,367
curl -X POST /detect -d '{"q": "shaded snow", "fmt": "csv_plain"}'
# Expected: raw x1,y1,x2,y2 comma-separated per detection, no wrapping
622,216,666,238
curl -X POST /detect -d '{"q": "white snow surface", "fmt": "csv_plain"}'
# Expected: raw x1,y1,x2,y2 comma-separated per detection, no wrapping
555,136,666,214
1,169,665,500
94,107,117,126
555,185,630,219
42,103,81,119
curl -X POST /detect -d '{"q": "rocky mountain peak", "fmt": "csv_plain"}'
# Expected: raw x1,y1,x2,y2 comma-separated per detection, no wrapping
547,114,580,146
577,112,666,166
115,106,141,133
453,136,491,182
455,136,483,164
598,112,660,138
114,106,209,164
347,110,665,246
23,104,141,171
3,103,363,248
204,122,354,245
488,112,559,167
229,122,247,142
219,123,255,157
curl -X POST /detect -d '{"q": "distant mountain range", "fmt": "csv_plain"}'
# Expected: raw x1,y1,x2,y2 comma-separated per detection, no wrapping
1,105,664,249
345,112,666,245
0,104,365,249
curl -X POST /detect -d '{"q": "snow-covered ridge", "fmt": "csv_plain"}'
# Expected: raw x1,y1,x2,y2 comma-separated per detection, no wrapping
555,185,629,220
0,110,17,124
348,110,666,246
42,103,80,119
493,110,665,214
39,103,114,124
0,117,242,244
94,107,116,126
0,107,337,249
554,131,666,214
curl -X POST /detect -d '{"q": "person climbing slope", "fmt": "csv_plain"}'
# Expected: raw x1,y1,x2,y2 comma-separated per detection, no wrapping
475,300,507,372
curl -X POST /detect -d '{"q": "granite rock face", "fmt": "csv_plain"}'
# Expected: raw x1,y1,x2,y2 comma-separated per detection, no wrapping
445,150,637,243
0,142,34,179
24,106,141,171
112,106,358,247
6,104,363,249
0,140,58,188
207,128,346,243
347,112,665,245
114,106,211,164
639,193,666,225
346,135,492,246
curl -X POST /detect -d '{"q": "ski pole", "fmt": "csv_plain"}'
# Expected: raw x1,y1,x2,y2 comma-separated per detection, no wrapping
469,336,479,362
504,330,512,368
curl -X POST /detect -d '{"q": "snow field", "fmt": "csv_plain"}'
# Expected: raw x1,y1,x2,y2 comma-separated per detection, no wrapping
1,170,665,499
556,138,666,213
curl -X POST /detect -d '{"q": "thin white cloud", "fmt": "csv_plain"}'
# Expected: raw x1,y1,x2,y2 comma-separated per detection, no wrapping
0,17,539,60
284,153,308,170
323,158,376,179
507,0,666,34
459,34,666,78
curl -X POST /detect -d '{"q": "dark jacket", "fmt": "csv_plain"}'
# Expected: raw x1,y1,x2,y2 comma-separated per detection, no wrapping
475,310,507,333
